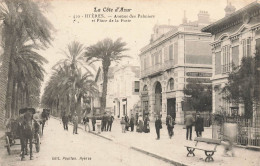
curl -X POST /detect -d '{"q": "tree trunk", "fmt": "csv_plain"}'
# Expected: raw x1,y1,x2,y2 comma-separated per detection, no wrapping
101,64,109,114
26,85,30,107
0,27,15,127
5,65,14,119
15,83,19,117
11,81,16,118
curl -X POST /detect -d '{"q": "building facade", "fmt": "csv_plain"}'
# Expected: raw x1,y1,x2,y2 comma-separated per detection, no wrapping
202,2,260,118
94,65,140,119
139,11,212,124
112,65,140,119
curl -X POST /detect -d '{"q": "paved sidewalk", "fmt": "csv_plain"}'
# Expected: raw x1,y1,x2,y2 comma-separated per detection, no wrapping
85,119,259,166
53,116,260,166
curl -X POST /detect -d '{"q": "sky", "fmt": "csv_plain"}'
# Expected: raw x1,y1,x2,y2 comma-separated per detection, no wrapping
39,0,255,94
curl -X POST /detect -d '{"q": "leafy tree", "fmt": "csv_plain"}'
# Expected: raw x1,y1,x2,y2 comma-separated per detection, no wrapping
183,79,212,112
85,38,128,113
222,56,259,119
0,0,53,126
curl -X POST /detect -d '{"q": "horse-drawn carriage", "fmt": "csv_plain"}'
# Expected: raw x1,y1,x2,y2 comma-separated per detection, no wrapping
5,108,41,160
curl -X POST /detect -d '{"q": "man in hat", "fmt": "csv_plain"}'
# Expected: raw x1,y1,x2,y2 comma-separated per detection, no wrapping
155,114,162,140
107,114,114,131
185,114,195,140
83,115,90,132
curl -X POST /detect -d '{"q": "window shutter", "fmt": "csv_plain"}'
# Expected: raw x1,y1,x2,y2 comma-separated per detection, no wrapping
174,42,178,64
232,46,239,67
215,52,221,75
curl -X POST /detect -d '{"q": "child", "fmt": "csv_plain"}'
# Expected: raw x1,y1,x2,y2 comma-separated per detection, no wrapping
120,117,126,133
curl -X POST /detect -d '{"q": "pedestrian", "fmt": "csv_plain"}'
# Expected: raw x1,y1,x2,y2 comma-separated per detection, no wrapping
136,116,143,133
72,112,79,134
107,115,114,131
92,116,96,131
195,113,204,137
120,117,126,133
83,115,90,132
143,115,150,133
185,114,195,140
62,113,67,130
223,123,237,157
135,113,139,125
155,115,162,140
101,115,107,132
96,116,102,134
64,114,69,130
166,115,174,138
124,115,130,131
130,114,135,132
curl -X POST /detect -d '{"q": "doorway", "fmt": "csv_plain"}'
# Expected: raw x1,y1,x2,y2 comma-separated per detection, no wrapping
155,82,162,115
167,98,176,120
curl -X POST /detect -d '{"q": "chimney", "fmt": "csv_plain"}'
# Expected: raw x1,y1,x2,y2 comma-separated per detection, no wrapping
168,19,171,25
197,10,210,24
183,10,187,24
225,0,236,17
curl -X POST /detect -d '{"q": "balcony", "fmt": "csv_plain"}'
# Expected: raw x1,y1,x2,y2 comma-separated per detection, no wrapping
141,60,175,78
222,63,232,74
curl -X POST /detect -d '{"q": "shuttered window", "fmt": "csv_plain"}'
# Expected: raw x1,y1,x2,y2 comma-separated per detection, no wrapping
215,52,221,74
232,46,239,67
169,44,173,60
174,42,178,64
134,81,140,92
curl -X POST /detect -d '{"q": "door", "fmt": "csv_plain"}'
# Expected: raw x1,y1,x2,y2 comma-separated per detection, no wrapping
167,98,176,120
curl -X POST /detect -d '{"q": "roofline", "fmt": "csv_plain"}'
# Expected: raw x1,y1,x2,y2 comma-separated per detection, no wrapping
139,31,211,56
202,1,260,33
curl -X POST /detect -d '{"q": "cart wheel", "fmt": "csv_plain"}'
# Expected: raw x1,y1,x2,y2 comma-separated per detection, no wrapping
35,133,40,152
5,136,11,155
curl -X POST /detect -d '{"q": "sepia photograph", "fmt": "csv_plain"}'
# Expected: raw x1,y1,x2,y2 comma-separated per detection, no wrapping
0,0,260,165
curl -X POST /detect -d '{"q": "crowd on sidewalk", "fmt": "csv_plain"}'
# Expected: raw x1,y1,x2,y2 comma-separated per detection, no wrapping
60,111,205,142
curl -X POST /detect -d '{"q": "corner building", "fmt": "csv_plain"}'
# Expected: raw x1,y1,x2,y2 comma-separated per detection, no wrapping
139,11,212,124
202,2,260,119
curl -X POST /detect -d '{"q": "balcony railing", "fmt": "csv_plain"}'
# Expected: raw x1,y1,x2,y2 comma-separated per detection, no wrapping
222,63,232,74
141,60,175,78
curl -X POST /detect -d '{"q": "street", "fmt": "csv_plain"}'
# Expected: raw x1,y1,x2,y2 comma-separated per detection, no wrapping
0,118,173,166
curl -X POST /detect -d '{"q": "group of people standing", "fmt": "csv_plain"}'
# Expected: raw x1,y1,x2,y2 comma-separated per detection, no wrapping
154,113,204,141
101,114,114,132
62,112,115,134
61,112,79,134
154,114,175,140
120,115,135,133
120,114,150,133
185,113,204,140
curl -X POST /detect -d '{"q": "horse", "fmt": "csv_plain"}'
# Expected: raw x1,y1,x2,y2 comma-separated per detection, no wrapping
18,110,36,160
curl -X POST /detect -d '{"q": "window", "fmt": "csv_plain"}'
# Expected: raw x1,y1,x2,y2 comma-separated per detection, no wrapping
134,81,140,92
164,47,169,61
174,42,178,64
169,44,173,60
167,78,174,90
242,38,251,57
143,85,148,91
222,45,231,73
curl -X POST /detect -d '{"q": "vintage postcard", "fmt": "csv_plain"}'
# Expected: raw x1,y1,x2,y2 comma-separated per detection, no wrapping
0,0,259,166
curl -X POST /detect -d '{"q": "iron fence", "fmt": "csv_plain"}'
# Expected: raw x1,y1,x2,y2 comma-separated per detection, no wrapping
212,115,260,147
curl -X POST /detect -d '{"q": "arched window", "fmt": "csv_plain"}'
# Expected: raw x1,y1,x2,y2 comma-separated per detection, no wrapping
167,78,174,91
143,85,148,91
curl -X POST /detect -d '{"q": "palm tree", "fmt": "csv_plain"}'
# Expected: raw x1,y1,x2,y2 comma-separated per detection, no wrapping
42,65,98,118
0,0,53,126
6,35,48,118
52,41,96,113
85,38,128,113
